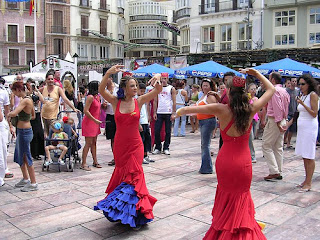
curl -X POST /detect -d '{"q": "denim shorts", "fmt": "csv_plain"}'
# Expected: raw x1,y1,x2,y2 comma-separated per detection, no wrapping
14,128,34,167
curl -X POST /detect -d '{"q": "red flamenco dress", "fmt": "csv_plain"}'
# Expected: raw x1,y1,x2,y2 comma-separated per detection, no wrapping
94,99,157,227
203,119,266,240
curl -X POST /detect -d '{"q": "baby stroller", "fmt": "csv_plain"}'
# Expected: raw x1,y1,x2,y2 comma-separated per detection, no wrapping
42,111,81,172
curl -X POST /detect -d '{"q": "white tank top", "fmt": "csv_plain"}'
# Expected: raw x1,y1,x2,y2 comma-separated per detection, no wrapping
176,89,185,105
157,85,173,114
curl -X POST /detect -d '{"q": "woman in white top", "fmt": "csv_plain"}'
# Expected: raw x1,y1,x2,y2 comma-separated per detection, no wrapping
295,74,319,192
173,80,188,137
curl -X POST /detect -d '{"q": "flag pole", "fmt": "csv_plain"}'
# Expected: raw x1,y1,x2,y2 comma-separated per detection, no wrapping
34,0,37,64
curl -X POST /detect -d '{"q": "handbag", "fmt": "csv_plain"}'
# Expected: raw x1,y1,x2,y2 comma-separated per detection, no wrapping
10,116,18,127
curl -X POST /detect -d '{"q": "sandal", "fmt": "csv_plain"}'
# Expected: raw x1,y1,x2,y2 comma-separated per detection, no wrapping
93,163,102,168
108,159,115,166
80,165,91,171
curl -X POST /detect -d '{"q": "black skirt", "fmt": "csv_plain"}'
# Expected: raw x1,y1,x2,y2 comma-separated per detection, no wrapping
30,112,45,156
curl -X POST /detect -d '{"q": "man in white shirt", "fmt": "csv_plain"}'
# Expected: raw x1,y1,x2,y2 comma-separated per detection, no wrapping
152,73,176,155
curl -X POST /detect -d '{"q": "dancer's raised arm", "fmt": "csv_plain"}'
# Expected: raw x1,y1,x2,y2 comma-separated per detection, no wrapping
99,65,124,108
138,74,162,107
239,68,275,115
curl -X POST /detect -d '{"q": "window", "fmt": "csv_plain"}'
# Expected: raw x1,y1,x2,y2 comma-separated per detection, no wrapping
80,0,89,7
54,39,64,57
25,26,34,43
78,44,88,57
9,49,19,65
203,26,215,43
100,46,109,59
309,32,320,44
100,18,107,35
310,7,320,24
26,50,35,64
132,51,140,58
8,25,18,42
91,45,97,59
128,25,167,40
275,10,295,27
117,46,123,58
144,51,153,57
220,24,232,51
25,1,30,11
181,29,190,46
7,2,18,9
100,0,106,9
52,11,64,33
81,15,89,36
238,23,252,50
118,0,125,8
275,34,295,45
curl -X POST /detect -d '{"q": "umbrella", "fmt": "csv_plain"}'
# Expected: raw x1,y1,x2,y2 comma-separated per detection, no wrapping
253,58,320,78
132,63,174,78
174,60,244,78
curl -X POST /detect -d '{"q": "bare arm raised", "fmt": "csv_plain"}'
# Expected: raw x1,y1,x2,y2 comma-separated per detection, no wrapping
240,69,275,116
99,65,124,109
137,74,162,108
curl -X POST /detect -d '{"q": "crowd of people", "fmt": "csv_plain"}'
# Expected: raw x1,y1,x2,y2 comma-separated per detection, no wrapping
0,64,319,238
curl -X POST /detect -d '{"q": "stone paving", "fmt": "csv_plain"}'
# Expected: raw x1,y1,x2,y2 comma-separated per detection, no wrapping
1,126,320,240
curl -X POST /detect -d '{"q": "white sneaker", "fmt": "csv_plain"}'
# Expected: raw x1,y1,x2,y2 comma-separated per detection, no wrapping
15,178,30,188
145,156,155,162
163,150,170,155
21,182,38,192
143,158,150,164
58,159,65,165
45,159,53,166
152,149,161,155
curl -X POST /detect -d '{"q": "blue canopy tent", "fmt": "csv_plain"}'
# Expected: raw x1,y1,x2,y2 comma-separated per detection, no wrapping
174,60,244,78
253,58,320,79
132,63,174,78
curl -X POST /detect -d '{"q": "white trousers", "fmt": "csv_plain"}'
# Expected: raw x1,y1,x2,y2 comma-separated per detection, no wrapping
0,119,9,185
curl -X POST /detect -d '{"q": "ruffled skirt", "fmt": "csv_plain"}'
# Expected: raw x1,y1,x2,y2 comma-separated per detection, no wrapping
94,182,152,227
203,186,266,240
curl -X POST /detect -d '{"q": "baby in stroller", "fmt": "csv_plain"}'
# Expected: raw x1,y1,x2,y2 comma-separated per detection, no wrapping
44,122,68,166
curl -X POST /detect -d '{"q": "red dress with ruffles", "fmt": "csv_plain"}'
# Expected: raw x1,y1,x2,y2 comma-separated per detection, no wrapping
94,99,156,227
203,119,266,240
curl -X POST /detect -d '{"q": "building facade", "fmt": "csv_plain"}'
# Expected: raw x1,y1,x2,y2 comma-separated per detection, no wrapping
0,0,46,75
45,0,71,60
69,0,125,63
176,0,263,54
125,0,179,58
263,0,320,50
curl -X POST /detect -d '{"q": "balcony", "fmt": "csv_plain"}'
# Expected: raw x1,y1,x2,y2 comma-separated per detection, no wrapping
130,39,167,44
118,7,124,15
199,0,247,15
99,3,110,11
118,34,124,41
176,7,191,21
220,43,231,51
100,31,113,38
265,0,319,8
129,15,167,22
181,46,190,53
202,43,215,52
77,28,89,36
51,0,67,3
51,26,67,34
237,41,252,50
79,0,91,8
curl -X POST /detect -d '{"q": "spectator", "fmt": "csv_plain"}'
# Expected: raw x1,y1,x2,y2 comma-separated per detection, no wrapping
189,84,200,133
173,80,188,137
63,80,75,117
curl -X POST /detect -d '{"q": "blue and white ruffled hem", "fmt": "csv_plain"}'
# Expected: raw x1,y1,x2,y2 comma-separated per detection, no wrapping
94,182,152,227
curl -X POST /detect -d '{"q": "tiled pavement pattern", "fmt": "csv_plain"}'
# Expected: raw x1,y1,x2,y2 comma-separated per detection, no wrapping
1,127,320,240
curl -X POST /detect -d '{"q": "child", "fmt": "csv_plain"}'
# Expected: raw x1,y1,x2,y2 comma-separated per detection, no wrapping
138,83,154,164
63,116,78,137
45,122,68,166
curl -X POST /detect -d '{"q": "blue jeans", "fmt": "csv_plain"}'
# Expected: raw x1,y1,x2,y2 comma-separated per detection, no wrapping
199,117,216,174
77,112,83,129
173,105,186,136
155,114,172,151
14,128,33,167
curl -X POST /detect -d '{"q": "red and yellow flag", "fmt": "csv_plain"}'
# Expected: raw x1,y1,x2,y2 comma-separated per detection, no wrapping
29,0,34,16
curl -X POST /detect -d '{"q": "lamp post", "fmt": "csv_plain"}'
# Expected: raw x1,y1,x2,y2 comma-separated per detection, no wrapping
72,53,79,96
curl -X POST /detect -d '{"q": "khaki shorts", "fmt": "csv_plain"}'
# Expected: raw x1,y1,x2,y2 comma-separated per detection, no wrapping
42,118,55,137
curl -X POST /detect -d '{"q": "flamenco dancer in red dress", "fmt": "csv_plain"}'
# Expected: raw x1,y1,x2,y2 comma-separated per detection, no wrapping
176,69,275,239
94,65,162,229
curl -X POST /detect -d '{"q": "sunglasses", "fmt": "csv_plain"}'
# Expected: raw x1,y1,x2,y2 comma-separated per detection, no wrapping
298,83,306,86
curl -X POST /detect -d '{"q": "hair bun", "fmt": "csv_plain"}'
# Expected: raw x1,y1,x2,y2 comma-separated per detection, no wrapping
232,76,246,88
